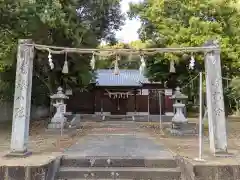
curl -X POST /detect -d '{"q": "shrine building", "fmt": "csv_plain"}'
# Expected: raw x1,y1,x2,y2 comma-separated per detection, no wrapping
66,69,174,118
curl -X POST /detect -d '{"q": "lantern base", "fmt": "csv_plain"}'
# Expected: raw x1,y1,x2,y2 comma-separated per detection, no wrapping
5,150,32,158
48,117,66,129
167,122,198,136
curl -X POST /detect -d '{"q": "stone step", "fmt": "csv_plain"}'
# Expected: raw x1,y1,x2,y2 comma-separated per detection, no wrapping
56,167,181,180
57,179,133,180
61,156,177,168
79,114,173,122
101,122,136,126
96,124,139,129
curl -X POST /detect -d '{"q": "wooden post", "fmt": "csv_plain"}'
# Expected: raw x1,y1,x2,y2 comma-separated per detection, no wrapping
204,40,228,154
8,39,34,156
198,72,203,160
164,89,174,116
159,90,162,130
134,89,137,113
101,99,103,115
148,90,150,122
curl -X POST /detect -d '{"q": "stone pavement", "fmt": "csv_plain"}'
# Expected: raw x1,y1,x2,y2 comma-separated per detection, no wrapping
64,121,173,158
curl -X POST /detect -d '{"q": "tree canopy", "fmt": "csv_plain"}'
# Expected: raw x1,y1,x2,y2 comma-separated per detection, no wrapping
0,0,240,114
0,0,124,104
129,0,240,80
97,40,152,69
129,0,240,113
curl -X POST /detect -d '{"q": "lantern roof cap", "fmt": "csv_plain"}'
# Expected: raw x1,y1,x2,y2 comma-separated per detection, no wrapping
50,87,69,99
171,87,188,99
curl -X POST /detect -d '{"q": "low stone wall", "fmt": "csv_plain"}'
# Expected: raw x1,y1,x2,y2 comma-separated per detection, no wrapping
1,155,240,179
176,156,195,180
0,102,49,122
0,156,61,180
192,165,240,180
31,106,50,120
176,155,240,180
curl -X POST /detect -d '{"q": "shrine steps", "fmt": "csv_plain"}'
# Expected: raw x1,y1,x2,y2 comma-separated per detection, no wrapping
55,156,181,180
59,179,134,180
106,115,135,121
57,167,181,179
60,156,178,168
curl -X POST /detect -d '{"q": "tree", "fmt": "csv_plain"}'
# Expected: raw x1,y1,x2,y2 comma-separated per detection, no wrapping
129,0,240,112
0,0,124,104
230,77,240,98
228,77,240,115
97,40,152,69
129,0,240,81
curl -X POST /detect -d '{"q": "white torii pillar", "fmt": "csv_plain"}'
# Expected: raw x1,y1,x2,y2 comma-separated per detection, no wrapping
8,39,34,156
204,40,228,155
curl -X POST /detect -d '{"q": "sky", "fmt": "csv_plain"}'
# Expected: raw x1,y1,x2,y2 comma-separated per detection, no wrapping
115,0,142,43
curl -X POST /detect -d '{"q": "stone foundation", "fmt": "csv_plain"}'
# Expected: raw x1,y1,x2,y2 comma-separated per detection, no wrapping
0,157,60,180
175,156,195,180
176,155,240,180
1,155,240,179
165,123,199,136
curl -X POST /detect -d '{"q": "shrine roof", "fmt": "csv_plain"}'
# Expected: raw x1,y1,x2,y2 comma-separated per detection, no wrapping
95,69,149,87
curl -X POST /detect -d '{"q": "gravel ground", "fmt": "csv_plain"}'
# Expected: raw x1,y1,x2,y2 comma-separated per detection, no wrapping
139,117,240,165
0,120,98,165
1,117,240,165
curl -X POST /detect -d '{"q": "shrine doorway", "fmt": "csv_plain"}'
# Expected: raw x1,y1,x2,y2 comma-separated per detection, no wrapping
110,98,128,115
104,90,133,115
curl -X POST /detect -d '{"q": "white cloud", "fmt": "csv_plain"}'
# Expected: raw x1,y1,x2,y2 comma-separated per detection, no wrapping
115,0,142,43
121,0,142,13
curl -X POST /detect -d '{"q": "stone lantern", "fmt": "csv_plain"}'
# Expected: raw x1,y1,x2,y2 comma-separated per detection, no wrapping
171,87,188,129
171,87,188,116
166,87,198,136
172,103,188,129
48,87,69,129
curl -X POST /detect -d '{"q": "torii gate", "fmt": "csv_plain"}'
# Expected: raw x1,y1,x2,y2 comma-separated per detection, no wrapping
8,39,228,156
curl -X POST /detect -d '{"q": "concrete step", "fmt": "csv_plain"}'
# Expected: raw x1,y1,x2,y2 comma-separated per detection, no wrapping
56,167,181,180
79,114,173,122
99,121,137,125
61,156,177,168
96,123,139,129
57,179,133,180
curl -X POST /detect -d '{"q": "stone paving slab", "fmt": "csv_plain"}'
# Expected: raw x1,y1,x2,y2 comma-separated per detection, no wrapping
64,122,173,158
